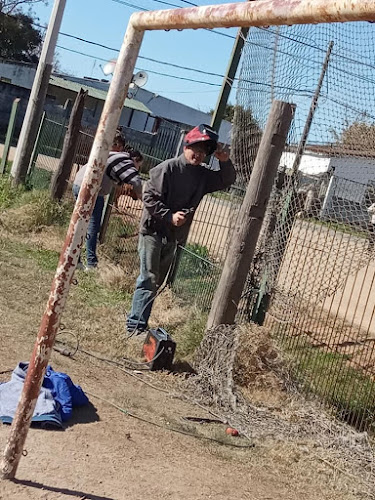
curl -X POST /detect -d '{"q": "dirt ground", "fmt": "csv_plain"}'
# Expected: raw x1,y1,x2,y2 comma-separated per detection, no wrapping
0,227,373,500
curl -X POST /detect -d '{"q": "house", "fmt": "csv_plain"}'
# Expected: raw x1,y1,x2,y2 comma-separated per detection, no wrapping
0,59,152,137
280,145,375,226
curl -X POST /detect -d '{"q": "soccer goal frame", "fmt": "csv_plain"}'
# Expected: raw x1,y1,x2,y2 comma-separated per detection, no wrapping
2,0,375,480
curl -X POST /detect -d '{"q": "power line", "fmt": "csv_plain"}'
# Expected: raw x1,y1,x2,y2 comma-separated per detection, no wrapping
56,45,221,86
34,22,226,79
56,44,320,97
108,0,237,41
110,0,147,11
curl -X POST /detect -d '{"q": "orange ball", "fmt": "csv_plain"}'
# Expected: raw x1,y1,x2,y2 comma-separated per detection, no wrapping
226,427,239,436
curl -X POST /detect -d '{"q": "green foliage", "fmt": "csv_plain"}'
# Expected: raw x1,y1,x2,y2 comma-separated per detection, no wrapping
0,176,24,209
172,244,220,312
284,336,375,430
209,103,236,123
178,243,211,279
0,11,42,63
27,167,53,190
17,190,72,227
175,309,207,358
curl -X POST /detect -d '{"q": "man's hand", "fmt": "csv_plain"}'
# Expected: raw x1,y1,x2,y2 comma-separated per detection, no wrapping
214,143,230,162
172,211,187,227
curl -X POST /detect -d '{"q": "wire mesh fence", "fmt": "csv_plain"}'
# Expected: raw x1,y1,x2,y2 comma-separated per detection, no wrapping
22,19,375,430
233,22,375,430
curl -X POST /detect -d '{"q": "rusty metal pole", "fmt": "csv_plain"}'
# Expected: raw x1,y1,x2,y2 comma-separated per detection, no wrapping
2,0,375,481
0,23,144,480
130,0,375,31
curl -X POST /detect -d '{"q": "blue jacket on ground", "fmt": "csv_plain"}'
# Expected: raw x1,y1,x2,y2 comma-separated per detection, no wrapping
0,363,89,426
43,366,89,422
0,362,62,427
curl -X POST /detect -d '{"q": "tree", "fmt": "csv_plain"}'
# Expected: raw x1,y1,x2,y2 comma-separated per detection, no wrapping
339,121,375,152
0,1,46,15
0,10,43,63
210,103,236,123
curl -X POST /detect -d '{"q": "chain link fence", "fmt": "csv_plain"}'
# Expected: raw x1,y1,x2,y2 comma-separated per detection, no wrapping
233,22,375,430
24,18,375,430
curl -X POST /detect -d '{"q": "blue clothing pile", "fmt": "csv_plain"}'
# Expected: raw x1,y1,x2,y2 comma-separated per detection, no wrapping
0,362,89,428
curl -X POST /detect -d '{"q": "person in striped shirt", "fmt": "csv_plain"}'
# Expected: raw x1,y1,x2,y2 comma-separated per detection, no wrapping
73,130,143,270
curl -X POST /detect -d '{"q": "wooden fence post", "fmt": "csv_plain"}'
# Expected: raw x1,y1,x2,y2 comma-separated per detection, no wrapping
207,100,295,329
50,88,87,200
0,98,20,175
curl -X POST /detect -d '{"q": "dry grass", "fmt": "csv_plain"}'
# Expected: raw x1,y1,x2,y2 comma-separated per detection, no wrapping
190,324,375,499
0,219,374,499
149,287,188,329
97,260,136,293
0,190,72,233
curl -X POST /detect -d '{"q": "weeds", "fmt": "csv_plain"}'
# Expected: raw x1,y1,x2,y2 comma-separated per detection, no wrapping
280,334,375,430
0,189,73,232
0,176,24,209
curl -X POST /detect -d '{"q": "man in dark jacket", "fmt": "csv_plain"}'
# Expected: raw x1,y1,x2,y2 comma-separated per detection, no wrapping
126,124,236,335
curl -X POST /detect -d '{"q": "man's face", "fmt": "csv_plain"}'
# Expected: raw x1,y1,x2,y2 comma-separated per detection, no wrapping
184,143,210,166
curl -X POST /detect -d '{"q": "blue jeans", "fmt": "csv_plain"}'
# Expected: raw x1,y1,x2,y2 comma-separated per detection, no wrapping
127,234,177,332
72,184,105,268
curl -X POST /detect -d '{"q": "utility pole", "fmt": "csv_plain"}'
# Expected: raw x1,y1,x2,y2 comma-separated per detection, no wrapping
10,0,66,186
207,100,295,329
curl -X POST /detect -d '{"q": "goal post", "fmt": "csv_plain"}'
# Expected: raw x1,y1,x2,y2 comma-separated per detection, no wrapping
2,0,375,480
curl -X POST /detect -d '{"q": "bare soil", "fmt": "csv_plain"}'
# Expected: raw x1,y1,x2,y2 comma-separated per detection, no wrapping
0,228,371,500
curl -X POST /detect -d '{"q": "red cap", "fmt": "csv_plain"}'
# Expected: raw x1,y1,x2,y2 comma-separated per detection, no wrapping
184,124,218,155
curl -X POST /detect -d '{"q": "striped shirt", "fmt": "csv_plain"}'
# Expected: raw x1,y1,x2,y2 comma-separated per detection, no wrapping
73,151,142,198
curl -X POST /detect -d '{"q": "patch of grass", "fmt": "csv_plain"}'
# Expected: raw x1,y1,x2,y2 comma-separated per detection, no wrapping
172,243,220,311
74,270,131,308
209,190,233,202
0,237,60,271
27,167,53,190
173,308,207,358
0,189,73,233
282,336,375,430
0,176,25,209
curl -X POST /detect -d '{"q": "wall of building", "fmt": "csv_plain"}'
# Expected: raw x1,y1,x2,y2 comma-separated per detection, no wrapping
0,60,36,88
0,81,59,141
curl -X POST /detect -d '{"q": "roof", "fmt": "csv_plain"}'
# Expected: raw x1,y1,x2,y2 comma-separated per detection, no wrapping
280,151,331,176
289,143,375,159
49,76,152,114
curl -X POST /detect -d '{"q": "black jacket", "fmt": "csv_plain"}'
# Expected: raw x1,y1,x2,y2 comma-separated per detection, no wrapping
140,153,236,242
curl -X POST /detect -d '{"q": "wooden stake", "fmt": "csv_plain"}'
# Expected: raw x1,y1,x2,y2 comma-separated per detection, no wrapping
207,100,295,329
50,88,87,200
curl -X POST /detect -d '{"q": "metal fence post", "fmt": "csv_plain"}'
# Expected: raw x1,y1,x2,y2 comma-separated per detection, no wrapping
25,112,46,185
0,98,20,175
